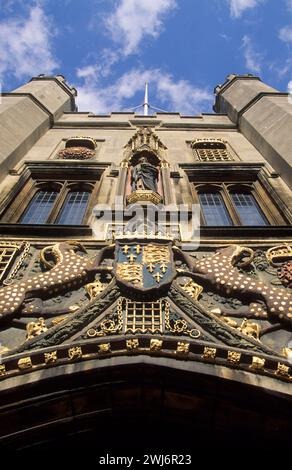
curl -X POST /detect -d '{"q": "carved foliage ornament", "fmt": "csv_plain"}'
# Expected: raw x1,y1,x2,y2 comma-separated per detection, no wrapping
57,136,97,160
57,147,95,160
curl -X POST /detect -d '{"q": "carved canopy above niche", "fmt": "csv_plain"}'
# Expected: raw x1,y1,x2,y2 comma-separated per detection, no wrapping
122,127,169,167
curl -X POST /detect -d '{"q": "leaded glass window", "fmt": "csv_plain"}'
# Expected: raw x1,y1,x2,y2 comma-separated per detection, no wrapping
56,191,90,225
20,191,58,224
199,192,233,226
231,192,268,226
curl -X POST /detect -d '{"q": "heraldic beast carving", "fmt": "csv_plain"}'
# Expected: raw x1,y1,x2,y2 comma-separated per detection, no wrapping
174,244,292,331
0,241,114,323
0,240,291,335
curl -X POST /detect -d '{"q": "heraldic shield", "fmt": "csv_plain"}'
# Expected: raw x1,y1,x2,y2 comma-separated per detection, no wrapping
114,239,175,293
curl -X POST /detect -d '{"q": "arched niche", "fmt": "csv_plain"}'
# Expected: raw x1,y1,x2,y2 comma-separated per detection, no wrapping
118,127,171,205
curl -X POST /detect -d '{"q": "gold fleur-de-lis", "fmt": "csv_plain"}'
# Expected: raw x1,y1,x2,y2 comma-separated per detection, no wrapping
135,244,141,254
147,262,155,273
153,272,163,283
127,253,137,263
160,262,168,273
122,244,130,254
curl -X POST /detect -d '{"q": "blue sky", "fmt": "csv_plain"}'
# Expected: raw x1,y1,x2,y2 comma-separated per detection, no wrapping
0,0,292,114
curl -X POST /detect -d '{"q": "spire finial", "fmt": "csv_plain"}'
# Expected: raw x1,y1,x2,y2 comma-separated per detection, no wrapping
126,82,168,114
143,82,149,116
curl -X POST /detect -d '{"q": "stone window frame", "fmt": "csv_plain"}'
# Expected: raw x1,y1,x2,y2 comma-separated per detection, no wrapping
0,166,102,226
193,182,275,226
189,138,239,162
182,163,289,226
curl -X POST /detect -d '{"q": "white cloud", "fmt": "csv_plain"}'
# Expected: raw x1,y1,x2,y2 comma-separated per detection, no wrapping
227,0,264,18
0,5,58,81
279,26,292,43
242,35,262,73
105,0,177,55
76,68,212,115
155,74,212,114
76,64,100,80
76,49,119,83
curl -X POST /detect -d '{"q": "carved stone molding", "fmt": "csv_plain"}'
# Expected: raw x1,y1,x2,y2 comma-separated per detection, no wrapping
126,190,162,205
122,127,169,166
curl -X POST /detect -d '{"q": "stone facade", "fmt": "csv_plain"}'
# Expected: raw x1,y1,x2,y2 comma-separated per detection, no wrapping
0,74,291,452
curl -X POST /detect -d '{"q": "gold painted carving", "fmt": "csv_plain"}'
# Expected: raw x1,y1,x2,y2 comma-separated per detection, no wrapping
98,343,111,354
124,298,164,333
26,317,47,340
126,190,162,205
0,364,6,376
180,279,203,301
86,300,123,337
18,357,32,369
51,316,68,326
143,244,170,264
227,351,241,364
191,138,233,162
203,347,217,360
85,279,107,299
68,346,82,360
150,339,163,351
165,302,200,339
176,342,190,354
276,363,290,376
126,339,139,350
251,356,265,370
211,309,261,341
238,319,260,340
116,263,143,287
44,351,57,364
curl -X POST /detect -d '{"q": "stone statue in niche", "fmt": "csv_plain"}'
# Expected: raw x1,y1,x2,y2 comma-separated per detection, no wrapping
131,156,159,193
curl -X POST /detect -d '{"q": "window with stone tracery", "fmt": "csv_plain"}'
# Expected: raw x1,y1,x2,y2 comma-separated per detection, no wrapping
1,179,98,226
194,183,281,226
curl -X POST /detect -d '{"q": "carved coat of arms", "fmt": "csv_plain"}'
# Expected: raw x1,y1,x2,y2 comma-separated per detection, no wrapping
114,239,175,293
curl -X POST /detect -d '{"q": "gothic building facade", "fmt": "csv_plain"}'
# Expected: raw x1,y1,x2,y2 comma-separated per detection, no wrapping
0,74,291,453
